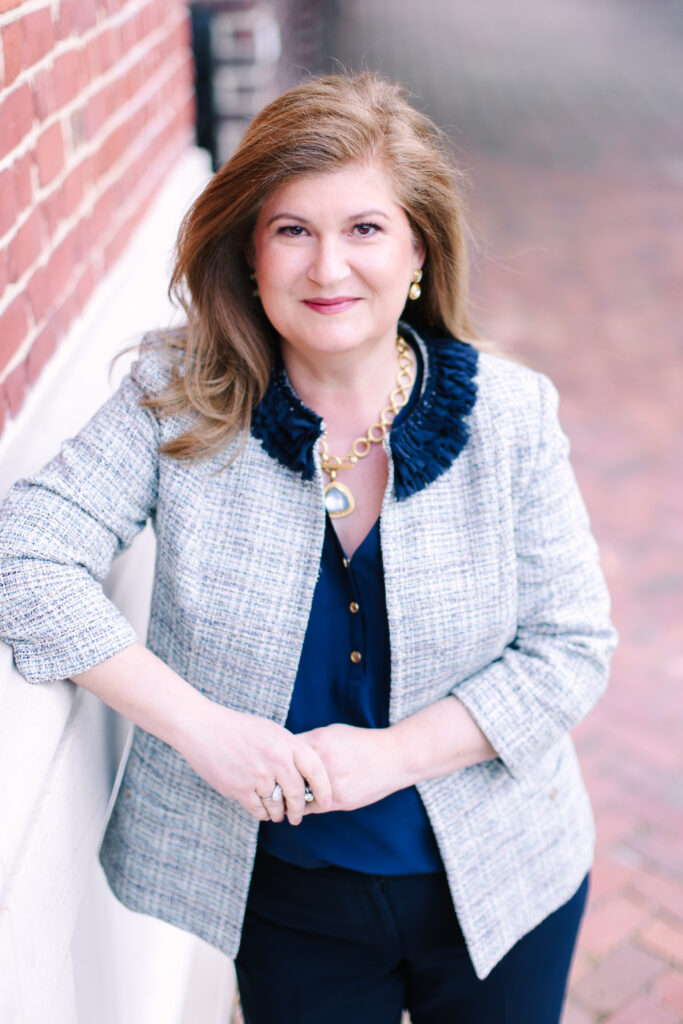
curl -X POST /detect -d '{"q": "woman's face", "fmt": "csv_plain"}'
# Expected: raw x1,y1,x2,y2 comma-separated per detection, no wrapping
250,162,424,364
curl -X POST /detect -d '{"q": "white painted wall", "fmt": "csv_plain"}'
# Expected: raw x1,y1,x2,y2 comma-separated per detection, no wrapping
0,147,237,1024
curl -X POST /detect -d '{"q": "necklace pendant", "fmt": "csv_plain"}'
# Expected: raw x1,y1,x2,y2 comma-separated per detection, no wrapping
324,480,355,519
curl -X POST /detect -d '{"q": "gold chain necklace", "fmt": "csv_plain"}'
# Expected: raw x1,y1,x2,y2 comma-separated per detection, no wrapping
319,336,414,519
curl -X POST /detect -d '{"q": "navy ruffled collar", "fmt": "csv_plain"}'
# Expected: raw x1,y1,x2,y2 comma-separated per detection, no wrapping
250,323,479,501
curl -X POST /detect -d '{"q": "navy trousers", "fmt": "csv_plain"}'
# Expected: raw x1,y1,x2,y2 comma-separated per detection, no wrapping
235,848,589,1024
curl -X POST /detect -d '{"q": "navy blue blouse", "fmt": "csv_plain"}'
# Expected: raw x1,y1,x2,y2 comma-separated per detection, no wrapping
255,324,479,873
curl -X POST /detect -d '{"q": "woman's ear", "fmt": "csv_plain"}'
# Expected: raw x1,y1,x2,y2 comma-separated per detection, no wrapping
243,237,255,271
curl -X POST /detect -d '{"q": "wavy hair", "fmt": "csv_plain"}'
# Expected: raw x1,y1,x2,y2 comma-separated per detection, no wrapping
147,72,479,459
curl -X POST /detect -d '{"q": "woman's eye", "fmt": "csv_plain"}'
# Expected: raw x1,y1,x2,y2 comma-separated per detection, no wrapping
277,225,307,237
353,222,381,237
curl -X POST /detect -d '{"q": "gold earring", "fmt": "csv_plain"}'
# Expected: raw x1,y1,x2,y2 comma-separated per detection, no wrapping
249,272,259,297
408,269,423,301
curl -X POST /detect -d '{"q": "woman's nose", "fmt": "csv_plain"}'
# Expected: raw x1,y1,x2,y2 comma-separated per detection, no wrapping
307,238,349,286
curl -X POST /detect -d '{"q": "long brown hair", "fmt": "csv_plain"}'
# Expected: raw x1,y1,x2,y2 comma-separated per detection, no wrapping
148,72,479,459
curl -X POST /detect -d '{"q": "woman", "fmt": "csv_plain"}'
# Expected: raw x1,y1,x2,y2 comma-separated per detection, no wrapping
0,73,616,1022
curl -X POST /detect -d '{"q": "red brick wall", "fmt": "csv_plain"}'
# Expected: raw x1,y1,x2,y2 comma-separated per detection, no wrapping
0,0,195,432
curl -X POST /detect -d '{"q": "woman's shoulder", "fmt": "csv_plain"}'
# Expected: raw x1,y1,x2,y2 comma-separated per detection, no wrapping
475,347,554,404
472,347,560,441
129,326,187,394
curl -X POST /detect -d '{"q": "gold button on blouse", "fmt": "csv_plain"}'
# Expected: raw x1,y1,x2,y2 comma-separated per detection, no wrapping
350,650,362,664
349,601,360,614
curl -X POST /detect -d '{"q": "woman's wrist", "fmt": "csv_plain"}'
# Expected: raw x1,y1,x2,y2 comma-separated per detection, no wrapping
71,641,215,756
388,696,497,784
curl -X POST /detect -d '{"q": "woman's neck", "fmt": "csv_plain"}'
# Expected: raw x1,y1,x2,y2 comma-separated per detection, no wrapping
280,331,401,430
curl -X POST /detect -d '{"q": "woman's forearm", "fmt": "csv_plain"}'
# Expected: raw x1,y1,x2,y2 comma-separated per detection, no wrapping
70,642,333,823
301,697,497,816
388,696,497,785
70,641,209,754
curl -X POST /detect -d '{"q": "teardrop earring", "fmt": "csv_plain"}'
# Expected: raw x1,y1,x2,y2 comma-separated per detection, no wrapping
408,269,423,301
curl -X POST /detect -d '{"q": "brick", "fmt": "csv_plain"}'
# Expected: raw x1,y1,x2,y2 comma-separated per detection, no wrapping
91,187,115,241
100,0,126,13
629,831,683,883
26,263,50,323
0,84,34,160
56,0,97,41
53,47,87,107
86,36,101,78
13,153,33,212
630,873,683,925
0,295,29,372
652,971,683,1016
62,163,87,218
0,168,16,236
94,24,124,73
579,894,651,958
141,0,161,36
94,122,129,179
0,249,7,296
82,82,118,142
42,184,65,236
33,65,56,119
20,7,55,69
35,122,65,187
55,285,79,335
604,995,680,1024
69,104,86,148
45,228,79,300
2,19,22,86
640,920,683,970
589,858,637,902
573,945,664,1015
75,262,96,312
8,208,43,282
27,318,58,384
4,360,28,417
0,0,23,15
594,808,634,851
121,13,139,52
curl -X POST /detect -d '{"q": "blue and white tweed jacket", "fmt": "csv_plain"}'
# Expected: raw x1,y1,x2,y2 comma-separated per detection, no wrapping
0,324,616,979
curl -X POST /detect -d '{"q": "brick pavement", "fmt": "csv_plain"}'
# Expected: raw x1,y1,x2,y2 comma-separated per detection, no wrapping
234,2,682,1019
329,2,683,1022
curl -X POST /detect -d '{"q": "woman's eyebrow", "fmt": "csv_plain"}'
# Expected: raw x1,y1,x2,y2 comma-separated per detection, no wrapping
266,209,391,227
266,212,310,226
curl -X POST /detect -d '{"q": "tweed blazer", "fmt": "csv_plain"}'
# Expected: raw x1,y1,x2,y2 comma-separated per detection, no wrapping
0,327,616,980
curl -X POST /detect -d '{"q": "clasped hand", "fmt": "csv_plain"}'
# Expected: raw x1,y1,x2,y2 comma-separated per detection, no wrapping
183,703,406,826
298,722,408,817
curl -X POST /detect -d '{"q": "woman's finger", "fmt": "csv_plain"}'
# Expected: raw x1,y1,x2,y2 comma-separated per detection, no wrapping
277,763,307,825
247,794,271,821
257,783,287,822
293,742,333,810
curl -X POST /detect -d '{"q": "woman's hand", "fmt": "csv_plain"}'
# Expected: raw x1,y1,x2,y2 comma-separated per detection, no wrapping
181,703,334,825
70,642,334,827
298,699,498,815
298,723,408,814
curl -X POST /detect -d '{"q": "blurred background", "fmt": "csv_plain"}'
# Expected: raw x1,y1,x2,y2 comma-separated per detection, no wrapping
0,1,680,1022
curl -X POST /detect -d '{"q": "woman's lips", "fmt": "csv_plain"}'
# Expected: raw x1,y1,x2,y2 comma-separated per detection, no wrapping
302,297,359,314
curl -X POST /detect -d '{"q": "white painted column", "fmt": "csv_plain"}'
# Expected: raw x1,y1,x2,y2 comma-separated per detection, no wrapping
0,147,237,1024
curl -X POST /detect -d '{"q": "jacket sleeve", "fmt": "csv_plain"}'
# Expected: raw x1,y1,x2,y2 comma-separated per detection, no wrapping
0,354,162,684
453,372,617,779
